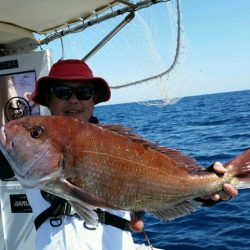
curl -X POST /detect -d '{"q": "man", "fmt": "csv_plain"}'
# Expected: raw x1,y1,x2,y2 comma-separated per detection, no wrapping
28,59,237,250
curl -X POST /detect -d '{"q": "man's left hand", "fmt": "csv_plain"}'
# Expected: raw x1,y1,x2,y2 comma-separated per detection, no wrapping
202,162,238,201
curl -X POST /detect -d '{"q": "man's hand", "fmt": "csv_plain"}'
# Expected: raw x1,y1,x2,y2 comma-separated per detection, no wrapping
129,212,145,232
202,162,238,201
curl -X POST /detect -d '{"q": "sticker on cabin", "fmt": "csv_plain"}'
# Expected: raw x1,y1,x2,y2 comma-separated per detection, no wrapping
4,97,31,121
0,70,40,126
9,194,32,213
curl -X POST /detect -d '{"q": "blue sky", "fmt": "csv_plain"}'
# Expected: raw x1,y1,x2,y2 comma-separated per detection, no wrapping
180,0,250,96
44,0,250,104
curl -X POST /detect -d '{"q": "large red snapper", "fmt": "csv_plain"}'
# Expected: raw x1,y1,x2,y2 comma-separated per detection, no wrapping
0,116,250,225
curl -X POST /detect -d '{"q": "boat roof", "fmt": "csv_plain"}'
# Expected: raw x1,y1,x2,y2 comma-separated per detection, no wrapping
0,0,166,55
1,1,117,34
0,0,118,53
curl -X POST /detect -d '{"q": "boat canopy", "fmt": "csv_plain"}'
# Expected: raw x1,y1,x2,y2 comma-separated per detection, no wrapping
0,0,168,55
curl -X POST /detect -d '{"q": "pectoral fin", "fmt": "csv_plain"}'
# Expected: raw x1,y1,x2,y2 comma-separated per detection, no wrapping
69,200,99,226
63,179,117,209
62,179,119,225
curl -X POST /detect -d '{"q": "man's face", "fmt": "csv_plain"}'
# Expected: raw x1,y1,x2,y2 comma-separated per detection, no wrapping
48,80,95,122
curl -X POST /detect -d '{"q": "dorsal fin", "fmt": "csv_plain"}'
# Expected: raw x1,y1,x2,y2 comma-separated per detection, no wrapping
97,124,204,172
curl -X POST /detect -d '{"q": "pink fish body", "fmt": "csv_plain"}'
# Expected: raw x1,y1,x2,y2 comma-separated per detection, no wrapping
0,116,250,225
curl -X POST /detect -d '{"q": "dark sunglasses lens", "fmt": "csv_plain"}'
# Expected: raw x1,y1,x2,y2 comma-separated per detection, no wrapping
53,86,72,100
52,86,94,100
75,87,94,100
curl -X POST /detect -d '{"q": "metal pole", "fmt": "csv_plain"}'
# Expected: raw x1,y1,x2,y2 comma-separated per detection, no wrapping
116,0,137,8
82,12,135,61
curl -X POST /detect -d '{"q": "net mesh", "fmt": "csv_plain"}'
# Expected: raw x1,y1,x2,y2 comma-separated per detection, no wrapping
39,0,192,106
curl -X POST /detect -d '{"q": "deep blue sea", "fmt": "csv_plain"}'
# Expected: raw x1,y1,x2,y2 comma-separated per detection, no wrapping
95,90,250,250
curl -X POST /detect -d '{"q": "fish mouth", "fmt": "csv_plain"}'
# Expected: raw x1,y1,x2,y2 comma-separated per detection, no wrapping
16,170,63,189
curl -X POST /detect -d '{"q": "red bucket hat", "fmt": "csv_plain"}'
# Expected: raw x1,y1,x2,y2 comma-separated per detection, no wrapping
31,59,111,106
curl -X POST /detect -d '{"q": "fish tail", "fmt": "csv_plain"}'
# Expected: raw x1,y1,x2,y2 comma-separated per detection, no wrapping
225,149,250,189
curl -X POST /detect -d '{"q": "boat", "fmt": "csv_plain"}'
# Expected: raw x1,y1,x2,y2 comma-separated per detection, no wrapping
0,1,180,249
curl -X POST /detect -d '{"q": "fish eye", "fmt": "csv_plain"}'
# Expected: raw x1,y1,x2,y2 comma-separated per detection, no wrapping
30,126,44,138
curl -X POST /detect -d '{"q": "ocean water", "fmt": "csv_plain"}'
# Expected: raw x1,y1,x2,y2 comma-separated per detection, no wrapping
95,90,250,250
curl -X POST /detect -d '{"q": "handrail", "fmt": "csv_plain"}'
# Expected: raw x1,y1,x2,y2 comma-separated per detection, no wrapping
110,0,181,89
38,0,169,46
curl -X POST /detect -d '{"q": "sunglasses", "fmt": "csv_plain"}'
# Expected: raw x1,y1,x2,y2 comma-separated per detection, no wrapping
50,85,94,101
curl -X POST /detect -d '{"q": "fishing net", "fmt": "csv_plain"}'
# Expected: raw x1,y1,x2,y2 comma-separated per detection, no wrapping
38,0,195,106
